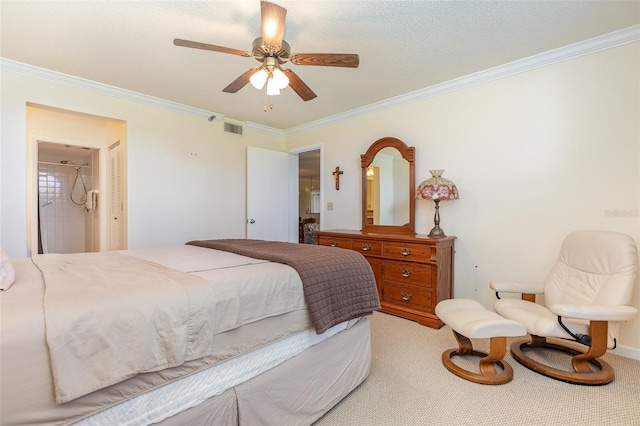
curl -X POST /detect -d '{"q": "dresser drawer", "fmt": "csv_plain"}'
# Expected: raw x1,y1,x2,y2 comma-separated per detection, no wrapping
383,241,434,262
351,239,382,256
384,260,432,285
382,282,432,310
317,236,352,250
314,229,455,329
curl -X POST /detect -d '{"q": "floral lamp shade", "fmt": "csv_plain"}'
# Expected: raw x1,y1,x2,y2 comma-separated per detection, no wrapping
416,169,459,201
416,169,458,238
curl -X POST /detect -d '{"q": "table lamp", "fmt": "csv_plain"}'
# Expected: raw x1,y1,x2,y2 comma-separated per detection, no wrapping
416,169,458,238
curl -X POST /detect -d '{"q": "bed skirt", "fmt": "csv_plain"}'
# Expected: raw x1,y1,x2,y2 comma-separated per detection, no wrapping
158,317,371,426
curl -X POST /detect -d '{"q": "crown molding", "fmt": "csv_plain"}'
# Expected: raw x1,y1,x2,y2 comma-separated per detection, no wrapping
2,24,638,136
245,121,284,136
0,58,225,120
284,24,640,135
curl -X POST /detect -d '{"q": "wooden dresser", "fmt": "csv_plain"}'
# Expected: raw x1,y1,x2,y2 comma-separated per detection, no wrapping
315,230,455,328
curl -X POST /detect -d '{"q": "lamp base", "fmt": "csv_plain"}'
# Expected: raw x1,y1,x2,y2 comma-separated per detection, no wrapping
428,226,446,238
428,198,446,238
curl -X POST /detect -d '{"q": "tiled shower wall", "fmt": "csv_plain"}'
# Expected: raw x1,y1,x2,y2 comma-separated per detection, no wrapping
38,162,93,254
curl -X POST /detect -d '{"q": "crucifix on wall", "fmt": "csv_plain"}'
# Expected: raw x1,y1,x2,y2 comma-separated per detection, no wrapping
332,166,344,190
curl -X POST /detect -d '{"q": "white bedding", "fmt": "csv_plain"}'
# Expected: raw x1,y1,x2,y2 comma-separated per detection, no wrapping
125,245,307,334
122,244,269,272
35,251,218,403
33,245,309,403
1,245,312,425
125,244,311,386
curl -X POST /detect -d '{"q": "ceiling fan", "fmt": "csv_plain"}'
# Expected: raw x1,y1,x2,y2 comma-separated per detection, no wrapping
174,1,359,102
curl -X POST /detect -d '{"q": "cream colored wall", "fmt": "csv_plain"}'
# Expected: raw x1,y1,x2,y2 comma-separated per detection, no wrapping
1,42,638,355
284,43,640,356
1,69,284,257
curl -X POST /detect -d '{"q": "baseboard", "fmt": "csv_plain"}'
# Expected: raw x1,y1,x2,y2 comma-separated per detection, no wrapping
610,344,640,361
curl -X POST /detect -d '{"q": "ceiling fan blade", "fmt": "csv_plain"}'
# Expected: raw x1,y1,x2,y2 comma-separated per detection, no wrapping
290,53,359,68
174,38,251,57
223,68,260,93
283,69,317,101
261,1,287,50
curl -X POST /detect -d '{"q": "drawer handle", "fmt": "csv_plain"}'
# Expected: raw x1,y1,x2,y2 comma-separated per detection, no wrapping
361,244,371,251
401,269,412,278
401,292,413,301
400,247,412,256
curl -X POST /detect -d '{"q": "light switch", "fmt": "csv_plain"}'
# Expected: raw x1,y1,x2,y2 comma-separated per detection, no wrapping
327,202,334,211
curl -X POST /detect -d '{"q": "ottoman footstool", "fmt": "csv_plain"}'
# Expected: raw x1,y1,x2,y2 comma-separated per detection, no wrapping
435,299,526,385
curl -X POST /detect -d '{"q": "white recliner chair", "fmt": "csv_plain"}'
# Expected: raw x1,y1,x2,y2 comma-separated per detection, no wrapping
491,230,638,385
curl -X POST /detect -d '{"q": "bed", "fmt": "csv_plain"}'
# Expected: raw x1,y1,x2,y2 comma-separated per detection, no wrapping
0,239,380,425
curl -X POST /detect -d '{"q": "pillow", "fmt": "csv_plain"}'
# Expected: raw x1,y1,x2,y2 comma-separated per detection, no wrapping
0,246,16,291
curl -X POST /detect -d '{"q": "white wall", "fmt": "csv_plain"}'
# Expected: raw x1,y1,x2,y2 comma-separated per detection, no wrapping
284,43,640,356
1,69,284,257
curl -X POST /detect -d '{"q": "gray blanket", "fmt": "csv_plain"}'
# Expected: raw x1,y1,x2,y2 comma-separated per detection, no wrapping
187,239,380,333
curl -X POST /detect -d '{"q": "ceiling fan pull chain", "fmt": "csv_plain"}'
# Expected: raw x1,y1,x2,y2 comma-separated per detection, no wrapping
262,87,275,112
264,89,267,112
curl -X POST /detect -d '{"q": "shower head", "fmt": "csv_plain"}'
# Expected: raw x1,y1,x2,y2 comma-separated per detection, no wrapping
41,200,54,208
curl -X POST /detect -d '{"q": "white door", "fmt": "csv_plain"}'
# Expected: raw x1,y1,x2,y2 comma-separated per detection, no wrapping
108,142,124,250
247,147,298,242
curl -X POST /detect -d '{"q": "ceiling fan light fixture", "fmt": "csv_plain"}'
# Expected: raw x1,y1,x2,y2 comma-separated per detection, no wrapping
271,68,289,90
174,1,357,103
250,68,268,89
266,78,281,96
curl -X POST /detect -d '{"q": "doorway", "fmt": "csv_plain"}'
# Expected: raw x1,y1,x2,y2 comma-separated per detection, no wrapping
26,103,127,255
296,148,321,244
37,142,99,254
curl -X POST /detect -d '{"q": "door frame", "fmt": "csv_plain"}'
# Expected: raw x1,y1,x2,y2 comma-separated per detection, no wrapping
289,143,323,231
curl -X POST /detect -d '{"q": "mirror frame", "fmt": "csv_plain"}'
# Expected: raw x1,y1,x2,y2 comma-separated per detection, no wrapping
361,137,415,235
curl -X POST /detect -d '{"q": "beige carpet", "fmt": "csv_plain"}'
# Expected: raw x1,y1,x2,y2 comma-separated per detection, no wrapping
314,312,640,426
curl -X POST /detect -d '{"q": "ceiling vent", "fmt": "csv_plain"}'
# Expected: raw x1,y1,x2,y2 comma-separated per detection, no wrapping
224,121,243,136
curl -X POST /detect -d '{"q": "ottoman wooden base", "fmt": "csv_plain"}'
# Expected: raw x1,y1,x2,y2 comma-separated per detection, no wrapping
436,299,526,385
442,331,513,385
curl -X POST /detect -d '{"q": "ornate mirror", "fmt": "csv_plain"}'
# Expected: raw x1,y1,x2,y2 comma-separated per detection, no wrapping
361,137,415,235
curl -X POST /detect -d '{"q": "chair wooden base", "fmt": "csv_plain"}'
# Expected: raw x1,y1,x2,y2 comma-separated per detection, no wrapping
510,332,615,386
441,330,514,385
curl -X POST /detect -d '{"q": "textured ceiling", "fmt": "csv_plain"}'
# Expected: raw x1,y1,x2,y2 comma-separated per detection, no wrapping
1,1,638,130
